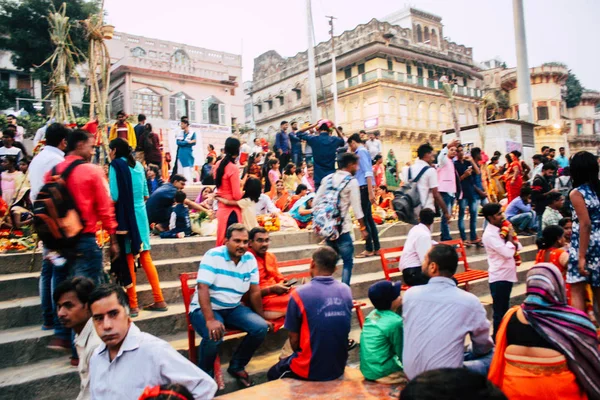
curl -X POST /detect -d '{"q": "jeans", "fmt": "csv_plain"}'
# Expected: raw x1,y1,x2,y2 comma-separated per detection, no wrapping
440,192,455,241
490,281,513,340
267,355,302,381
359,186,380,253
39,247,70,339
536,213,544,237
402,267,430,287
291,152,302,168
458,197,480,241
62,234,105,285
326,232,354,285
463,344,494,376
190,305,268,375
508,212,536,231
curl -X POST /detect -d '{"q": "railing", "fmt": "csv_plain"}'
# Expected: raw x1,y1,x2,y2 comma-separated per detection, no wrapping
336,69,482,98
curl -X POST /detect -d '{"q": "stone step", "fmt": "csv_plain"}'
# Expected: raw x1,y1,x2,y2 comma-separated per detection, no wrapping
0,282,528,400
0,218,485,273
0,235,537,329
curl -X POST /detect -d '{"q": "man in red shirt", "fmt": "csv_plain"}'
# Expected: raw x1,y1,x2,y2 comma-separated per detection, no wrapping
45,130,119,284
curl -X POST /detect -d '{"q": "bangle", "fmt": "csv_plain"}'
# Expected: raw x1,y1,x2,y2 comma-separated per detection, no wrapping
360,226,366,231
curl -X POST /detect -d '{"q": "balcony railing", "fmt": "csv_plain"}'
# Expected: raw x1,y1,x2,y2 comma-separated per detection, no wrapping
336,69,482,98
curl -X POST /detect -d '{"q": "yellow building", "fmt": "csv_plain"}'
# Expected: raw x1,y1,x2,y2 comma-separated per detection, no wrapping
250,8,483,163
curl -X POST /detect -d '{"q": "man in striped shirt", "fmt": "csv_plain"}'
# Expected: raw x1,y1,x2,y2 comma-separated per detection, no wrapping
189,224,272,387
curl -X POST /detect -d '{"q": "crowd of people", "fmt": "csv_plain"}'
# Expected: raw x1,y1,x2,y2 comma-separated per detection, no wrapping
2,110,600,400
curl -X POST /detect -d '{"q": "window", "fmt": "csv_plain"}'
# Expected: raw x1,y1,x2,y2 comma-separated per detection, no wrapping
133,88,163,119
416,25,423,42
201,96,226,125
417,67,423,77
169,92,196,122
267,100,273,110
294,88,301,101
111,91,124,118
406,65,412,75
277,96,284,106
344,68,352,79
131,47,146,57
387,60,393,71
424,27,430,43
536,106,549,121
428,70,434,79
577,123,583,135
431,29,438,47
172,49,189,66
358,64,365,74
257,104,262,114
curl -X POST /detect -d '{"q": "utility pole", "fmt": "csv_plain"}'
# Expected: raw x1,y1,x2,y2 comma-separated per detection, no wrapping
306,0,319,122
327,15,338,123
513,0,533,123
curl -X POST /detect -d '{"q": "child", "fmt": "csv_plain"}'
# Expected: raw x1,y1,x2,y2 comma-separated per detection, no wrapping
499,219,522,266
288,193,314,229
1,156,25,205
541,192,564,231
160,191,191,239
282,162,299,193
266,158,280,195
360,281,405,385
18,158,29,175
146,164,163,195
216,177,263,231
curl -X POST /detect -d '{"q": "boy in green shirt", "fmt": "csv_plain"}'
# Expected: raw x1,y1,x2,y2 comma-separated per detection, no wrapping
360,281,405,384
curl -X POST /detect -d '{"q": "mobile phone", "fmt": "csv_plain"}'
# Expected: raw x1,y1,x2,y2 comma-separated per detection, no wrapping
284,278,298,287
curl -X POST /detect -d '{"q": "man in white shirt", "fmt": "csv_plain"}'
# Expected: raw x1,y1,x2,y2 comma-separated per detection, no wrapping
0,128,23,163
481,203,522,339
401,143,450,222
399,208,437,286
251,138,263,156
365,131,382,160
89,284,217,399
315,152,368,285
29,123,68,201
55,277,102,400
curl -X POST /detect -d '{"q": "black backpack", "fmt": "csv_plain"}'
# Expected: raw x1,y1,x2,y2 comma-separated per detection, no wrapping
392,166,430,225
33,160,85,250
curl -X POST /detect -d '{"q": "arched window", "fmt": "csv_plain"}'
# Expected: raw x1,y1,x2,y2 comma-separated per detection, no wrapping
133,88,163,118
169,92,196,122
424,27,430,44
172,49,189,66
111,91,123,118
416,25,423,43
131,47,146,57
439,104,448,129
431,29,438,47
417,101,426,128
428,103,438,129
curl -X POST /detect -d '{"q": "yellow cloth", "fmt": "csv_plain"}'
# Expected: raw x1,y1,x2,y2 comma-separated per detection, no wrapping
109,122,137,149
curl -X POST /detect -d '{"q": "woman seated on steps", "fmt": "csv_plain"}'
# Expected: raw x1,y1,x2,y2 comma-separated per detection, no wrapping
488,263,600,400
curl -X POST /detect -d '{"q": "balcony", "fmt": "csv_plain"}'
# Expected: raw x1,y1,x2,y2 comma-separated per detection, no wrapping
336,69,482,98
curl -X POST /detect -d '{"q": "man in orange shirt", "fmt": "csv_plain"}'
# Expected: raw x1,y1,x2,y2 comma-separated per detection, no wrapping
248,227,291,320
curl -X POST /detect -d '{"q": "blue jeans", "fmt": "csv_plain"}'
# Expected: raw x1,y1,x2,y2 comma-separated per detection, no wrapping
536,213,544,238
62,234,105,285
190,305,269,375
291,152,303,168
39,247,70,339
490,281,513,340
508,212,536,231
440,193,455,241
458,197,480,241
326,232,355,285
463,344,494,376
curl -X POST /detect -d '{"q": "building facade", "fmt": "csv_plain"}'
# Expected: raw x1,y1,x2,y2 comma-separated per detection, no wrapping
106,32,244,164
482,64,600,156
251,8,483,163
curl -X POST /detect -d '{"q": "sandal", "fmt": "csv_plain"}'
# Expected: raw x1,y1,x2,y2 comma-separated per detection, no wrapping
347,339,358,351
130,308,139,318
227,368,254,388
143,302,169,312
355,251,374,258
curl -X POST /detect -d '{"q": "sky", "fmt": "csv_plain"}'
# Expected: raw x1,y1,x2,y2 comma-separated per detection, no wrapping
104,0,599,89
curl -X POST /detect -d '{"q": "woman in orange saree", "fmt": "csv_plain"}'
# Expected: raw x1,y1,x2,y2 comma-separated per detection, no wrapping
488,263,600,400
504,152,523,203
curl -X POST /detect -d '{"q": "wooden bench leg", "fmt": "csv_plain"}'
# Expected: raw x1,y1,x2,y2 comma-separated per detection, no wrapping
214,354,225,391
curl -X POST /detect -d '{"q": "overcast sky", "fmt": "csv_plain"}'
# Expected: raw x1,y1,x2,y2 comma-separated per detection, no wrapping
104,0,599,89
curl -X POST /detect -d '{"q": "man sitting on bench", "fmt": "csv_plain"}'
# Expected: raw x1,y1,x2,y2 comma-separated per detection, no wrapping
399,208,436,287
189,224,273,388
248,227,291,320
267,247,353,381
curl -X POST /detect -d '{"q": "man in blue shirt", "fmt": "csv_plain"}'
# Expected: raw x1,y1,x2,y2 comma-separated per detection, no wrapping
454,145,480,245
275,121,291,172
289,121,303,167
297,121,345,191
504,187,536,234
267,246,353,381
348,133,380,257
555,147,569,168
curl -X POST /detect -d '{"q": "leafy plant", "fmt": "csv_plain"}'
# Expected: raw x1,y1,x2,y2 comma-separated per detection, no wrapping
564,72,583,108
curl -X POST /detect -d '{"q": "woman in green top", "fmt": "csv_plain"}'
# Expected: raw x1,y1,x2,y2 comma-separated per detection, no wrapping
109,138,168,317
385,149,399,188
360,280,406,384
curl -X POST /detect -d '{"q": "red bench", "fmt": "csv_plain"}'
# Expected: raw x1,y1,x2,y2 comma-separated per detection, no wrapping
378,239,489,292
179,258,367,390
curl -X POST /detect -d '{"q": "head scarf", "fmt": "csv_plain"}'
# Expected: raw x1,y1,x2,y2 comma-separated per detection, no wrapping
522,263,600,399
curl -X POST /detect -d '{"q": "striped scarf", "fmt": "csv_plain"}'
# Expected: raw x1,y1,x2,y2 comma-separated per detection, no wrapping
522,263,600,400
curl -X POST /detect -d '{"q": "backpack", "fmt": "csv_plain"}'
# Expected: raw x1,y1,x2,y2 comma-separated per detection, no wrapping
392,166,431,225
33,160,85,250
312,174,353,240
